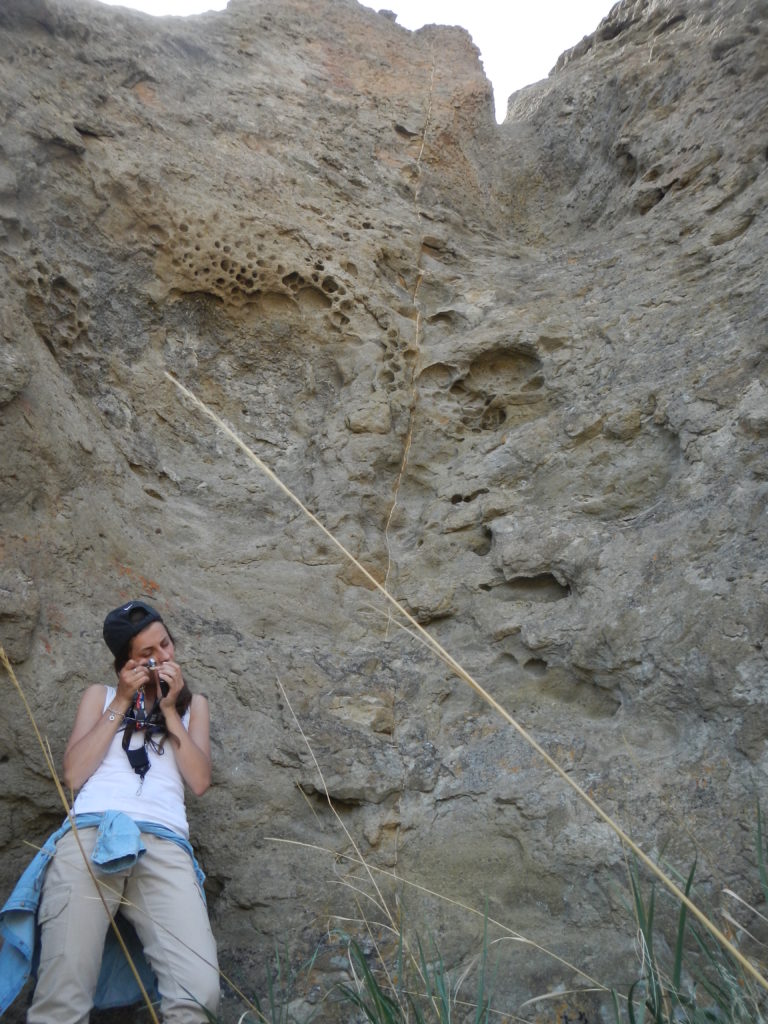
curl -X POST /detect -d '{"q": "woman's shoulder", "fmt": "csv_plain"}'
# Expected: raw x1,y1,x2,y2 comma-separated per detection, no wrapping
186,692,209,728
80,682,113,707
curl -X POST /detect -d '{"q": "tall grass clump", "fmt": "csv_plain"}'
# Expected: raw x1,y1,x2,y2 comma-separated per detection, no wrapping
337,915,498,1024
229,944,322,1024
613,849,768,1024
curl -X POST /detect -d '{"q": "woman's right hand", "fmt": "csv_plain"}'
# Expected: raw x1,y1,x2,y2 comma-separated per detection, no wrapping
117,659,149,705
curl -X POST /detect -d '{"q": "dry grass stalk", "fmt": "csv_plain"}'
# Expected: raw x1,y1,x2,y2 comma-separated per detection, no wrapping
277,677,428,1020
165,371,768,995
267,836,610,996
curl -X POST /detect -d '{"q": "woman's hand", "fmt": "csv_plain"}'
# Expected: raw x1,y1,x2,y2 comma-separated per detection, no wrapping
118,657,181,711
154,659,183,712
144,660,211,796
117,659,148,705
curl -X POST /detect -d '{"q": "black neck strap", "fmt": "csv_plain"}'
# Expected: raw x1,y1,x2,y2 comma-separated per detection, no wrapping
122,719,151,779
121,697,165,779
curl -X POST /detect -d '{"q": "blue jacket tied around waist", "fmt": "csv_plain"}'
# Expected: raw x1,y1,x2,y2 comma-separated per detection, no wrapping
0,810,205,1016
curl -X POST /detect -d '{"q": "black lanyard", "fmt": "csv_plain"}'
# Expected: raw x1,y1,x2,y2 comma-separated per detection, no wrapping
121,701,165,780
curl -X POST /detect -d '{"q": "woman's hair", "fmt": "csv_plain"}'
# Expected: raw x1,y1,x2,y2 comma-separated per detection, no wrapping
113,608,192,719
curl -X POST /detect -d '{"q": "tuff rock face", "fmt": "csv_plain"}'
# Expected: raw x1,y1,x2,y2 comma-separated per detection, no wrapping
1,0,767,1019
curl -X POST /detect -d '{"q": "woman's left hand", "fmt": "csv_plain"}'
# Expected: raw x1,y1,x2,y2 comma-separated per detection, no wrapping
155,659,184,713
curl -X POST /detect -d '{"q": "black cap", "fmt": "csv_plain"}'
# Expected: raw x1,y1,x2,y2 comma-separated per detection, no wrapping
103,600,163,659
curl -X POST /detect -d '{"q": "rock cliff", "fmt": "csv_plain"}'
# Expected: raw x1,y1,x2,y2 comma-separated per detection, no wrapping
1,0,767,1019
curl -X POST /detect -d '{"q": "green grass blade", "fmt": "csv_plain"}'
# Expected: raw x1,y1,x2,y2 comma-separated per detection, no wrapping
672,858,697,992
610,987,623,1024
627,979,646,1024
341,939,404,1024
758,800,768,906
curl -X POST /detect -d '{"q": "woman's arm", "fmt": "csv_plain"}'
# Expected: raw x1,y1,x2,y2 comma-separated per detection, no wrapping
63,682,129,791
162,693,212,797
63,659,149,791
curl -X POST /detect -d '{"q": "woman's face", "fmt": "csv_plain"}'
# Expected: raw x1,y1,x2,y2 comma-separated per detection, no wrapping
129,621,175,666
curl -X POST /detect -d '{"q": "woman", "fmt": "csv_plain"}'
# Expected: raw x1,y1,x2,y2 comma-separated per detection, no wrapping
27,600,220,1024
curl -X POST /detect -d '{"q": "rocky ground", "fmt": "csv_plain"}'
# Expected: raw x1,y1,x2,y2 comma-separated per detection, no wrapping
1,0,767,1020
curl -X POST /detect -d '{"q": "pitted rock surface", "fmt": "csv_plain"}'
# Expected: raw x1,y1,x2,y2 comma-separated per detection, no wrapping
1,0,767,1020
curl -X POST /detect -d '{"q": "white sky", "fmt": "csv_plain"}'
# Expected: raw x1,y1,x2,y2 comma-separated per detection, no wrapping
96,0,613,122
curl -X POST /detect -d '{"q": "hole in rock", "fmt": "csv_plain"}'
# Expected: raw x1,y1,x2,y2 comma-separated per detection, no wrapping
501,574,571,602
296,287,333,311
636,187,666,213
654,13,686,34
261,291,296,313
477,407,506,430
472,528,492,556
523,658,548,676
418,362,458,390
428,310,460,326
449,488,489,505
467,346,544,391
303,787,363,809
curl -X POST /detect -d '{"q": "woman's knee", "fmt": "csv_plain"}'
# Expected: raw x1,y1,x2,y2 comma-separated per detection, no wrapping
195,963,221,1014
170,940,220,1012
159,965,220,1022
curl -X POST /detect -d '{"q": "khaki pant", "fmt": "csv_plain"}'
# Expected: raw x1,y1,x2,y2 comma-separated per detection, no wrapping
28,827,220,1024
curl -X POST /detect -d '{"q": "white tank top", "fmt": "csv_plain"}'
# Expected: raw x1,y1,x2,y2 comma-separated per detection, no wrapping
73,685,190,838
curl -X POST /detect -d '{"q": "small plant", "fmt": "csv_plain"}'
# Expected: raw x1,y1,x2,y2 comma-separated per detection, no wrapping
613,855,768,1024
337,913,498,1024
219,943,323,1024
